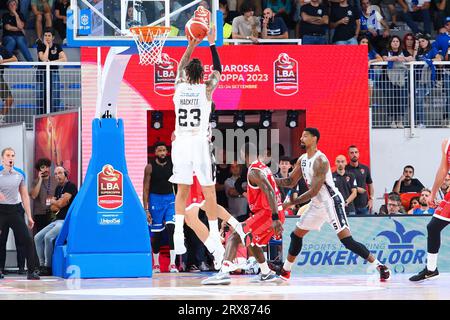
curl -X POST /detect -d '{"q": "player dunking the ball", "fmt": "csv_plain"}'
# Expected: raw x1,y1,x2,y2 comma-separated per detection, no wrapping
410,138,450,281
202,143,285,285
275,128,391,281
170,26,239,269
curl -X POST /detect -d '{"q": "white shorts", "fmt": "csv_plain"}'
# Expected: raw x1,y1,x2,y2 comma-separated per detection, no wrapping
169,136,216,186
296,195,350,234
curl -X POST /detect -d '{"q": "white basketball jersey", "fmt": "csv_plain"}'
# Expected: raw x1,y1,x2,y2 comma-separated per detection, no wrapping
173,82,211,138
299,150,342,205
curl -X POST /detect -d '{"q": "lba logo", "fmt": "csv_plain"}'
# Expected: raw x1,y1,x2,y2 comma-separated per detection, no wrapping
273,53,298,96
154,53,178,96
97,164,123,210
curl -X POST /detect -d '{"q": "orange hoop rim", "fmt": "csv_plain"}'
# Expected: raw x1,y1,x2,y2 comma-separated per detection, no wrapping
129,26,171,42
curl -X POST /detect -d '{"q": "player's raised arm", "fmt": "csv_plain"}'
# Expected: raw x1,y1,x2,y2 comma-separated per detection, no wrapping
206,25,221,99
430,139,450,205
284,155,328,208
248,169,283,235
275,157,303,189
176,37,201,84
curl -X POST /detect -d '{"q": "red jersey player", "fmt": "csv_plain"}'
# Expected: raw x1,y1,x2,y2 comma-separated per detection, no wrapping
202,143,285,285
182,175,248,270
410,138,450,281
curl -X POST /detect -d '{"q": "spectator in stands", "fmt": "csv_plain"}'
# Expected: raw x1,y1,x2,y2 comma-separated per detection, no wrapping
224,163,248,222
292,0,302,38
0,45,17,124
240,0,263,16
403,33,417,58
411,188,435,214
435,0,450,30
31,0,54,41
381,36,413,128
19,0,31,27
392,165,425,193
265,0,294,29
359,0,389,53
274,156,293,200
360,35,382,106
2,0,33,62
300,0,329,45
30,158,57,235
407,196,420,213
261,7,289,39
231,2,261,43
434,18,450,127
34,166,77,276
436,173,450,201
398,0,432,36
333,155,358,215
330,0,361,44
36,27,67,113
54,0,69,44
220,0,239,39
126,5,140,29
385,192,404,215
414,33,441,128
369,0,398,30
345,145,374,215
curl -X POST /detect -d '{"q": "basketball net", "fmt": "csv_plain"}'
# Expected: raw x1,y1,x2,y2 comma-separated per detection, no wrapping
129,26,171,66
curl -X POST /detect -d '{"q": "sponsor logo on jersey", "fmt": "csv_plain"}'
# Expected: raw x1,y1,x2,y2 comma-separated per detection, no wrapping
273,53,298,96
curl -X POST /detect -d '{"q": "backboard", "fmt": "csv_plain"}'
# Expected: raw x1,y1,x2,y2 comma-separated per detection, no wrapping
68,0,223,48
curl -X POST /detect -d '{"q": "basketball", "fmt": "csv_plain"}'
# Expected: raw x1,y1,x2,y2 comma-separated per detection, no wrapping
185,6,211,40
185,17,209,41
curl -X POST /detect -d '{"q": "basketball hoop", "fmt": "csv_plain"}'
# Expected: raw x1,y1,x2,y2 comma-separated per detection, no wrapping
129,26,171,66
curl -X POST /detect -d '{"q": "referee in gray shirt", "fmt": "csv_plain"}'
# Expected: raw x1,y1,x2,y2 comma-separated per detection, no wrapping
0,147,40,280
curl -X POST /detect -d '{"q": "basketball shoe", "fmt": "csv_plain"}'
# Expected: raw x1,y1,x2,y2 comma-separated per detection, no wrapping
153,265,161,273
201,272,231,285
174,233,187,255
169,264,179,273
212,244,225,270
377,264,391,281
250,270,281,283
409,268,439,282
278,268,291,281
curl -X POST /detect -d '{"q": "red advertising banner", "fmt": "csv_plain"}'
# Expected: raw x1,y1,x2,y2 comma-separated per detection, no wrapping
82,45,368,111
81,45,370,171
34,111,79,187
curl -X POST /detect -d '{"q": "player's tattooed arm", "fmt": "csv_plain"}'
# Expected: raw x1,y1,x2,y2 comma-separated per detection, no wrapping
275,157,303,188
206,26,221,100
205,71,221,100
175,37,201,84
284,156,328,207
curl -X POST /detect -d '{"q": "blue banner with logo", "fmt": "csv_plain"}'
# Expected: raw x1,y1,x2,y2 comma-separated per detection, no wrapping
282,216,448,275
78,9,92,35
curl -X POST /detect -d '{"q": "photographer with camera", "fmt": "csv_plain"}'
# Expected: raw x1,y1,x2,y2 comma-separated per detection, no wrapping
30,158,57,235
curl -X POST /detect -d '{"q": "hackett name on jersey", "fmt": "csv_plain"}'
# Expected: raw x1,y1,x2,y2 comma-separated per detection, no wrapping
180,98,199,105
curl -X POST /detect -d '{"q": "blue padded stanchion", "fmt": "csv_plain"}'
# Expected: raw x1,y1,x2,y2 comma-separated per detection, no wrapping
52,118,152,278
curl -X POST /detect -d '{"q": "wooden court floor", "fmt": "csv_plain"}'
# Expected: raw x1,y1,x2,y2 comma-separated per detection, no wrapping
0,272,448,300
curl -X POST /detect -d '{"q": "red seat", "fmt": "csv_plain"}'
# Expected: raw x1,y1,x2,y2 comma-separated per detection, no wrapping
399,192,421,210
